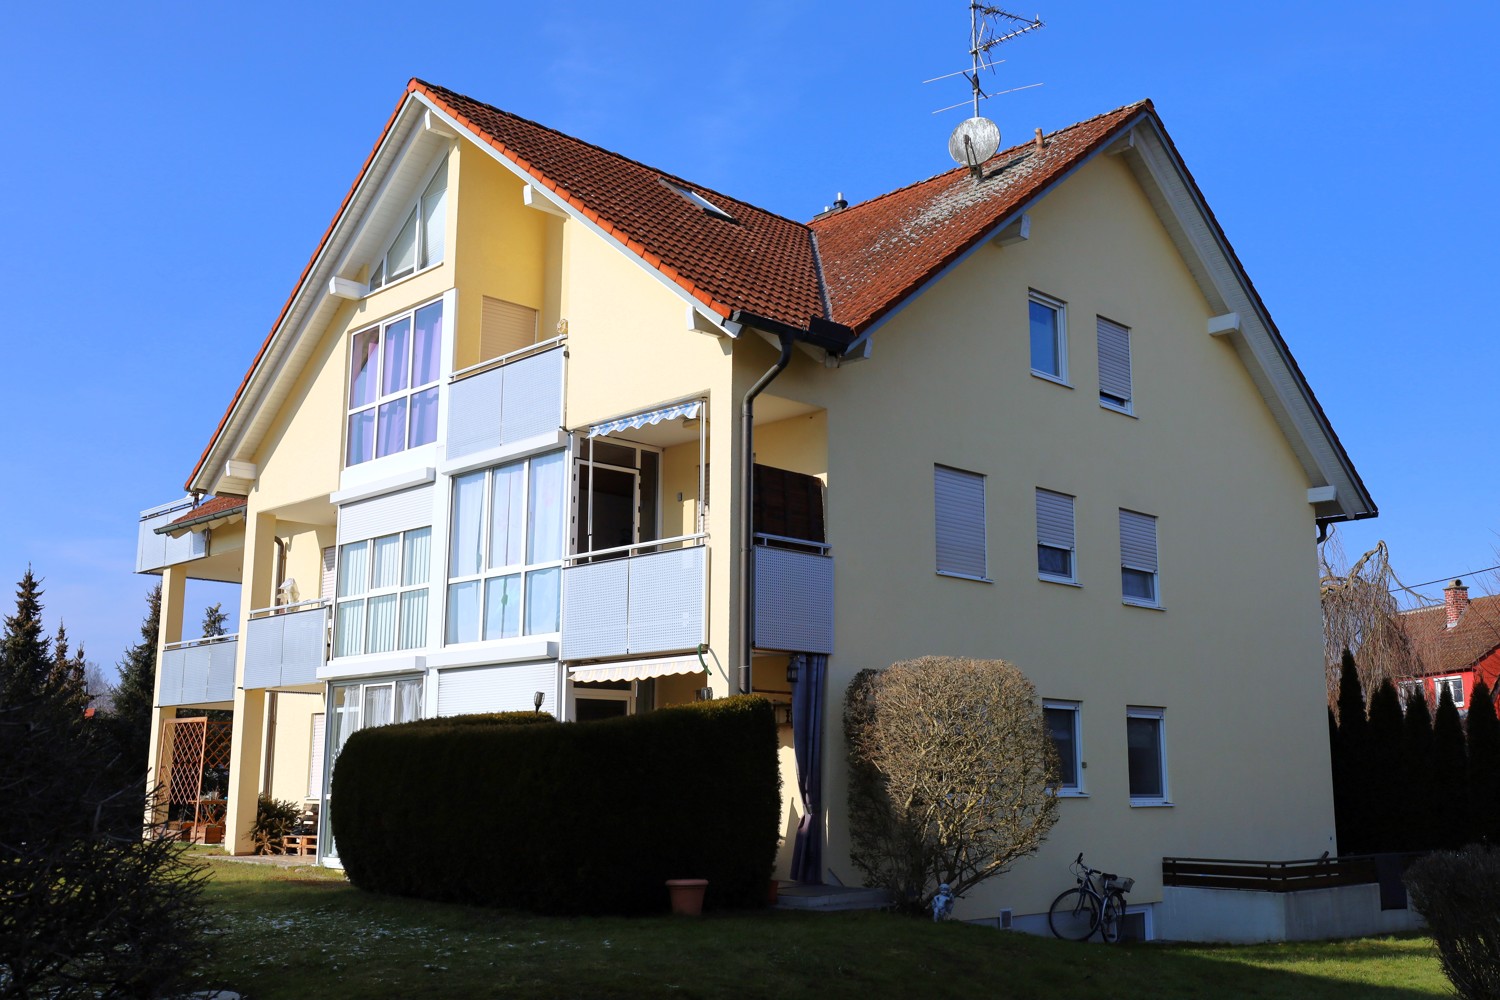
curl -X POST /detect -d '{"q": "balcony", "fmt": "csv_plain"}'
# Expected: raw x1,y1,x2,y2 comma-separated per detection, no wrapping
158,635,238,707
753,535,834,655
560,539,706,661
446,341,565,462
243,602,328,689
136,498,208,573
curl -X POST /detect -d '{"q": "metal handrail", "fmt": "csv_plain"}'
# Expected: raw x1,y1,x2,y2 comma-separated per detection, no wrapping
163,633,239,652
566,532,707,564
450,335,566,383
248,599,328,619
754,532,831,554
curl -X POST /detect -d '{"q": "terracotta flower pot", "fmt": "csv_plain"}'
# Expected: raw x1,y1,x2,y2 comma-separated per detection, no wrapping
666,878,709,916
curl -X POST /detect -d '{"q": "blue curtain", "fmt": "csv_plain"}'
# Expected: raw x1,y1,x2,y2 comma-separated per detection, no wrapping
790,652,827,884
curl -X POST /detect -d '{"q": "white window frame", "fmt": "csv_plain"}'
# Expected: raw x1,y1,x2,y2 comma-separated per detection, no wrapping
1096,315,1134,415
1398,679,1426,707
1043,699,1085,795
1036,488,1078,585
934,465,989,582
346,298,444,467
367,156,448,293
663,180,734,222
333,527,432,658
445,450,567,645
1120,508,1161,609
1028,290,1068,385
1435,675,1465,708
1126,706,1170,807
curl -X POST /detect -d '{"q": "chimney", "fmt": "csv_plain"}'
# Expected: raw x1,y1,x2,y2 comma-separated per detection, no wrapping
1034,127,1045,152
1445,579,1470,629
833,191,848,210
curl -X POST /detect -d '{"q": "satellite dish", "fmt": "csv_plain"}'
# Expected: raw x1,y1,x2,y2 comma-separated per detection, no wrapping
949,117,1001,174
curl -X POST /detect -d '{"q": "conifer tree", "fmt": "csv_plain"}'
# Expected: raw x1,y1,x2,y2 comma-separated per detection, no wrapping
107,584,162,776
1467,679,1500,844
200,602,228,638
49,621,92,719
1332,650,1369,853
1430,684,1470,849
1366,679,1406,852
1,568,55,711
1402,688,1436,851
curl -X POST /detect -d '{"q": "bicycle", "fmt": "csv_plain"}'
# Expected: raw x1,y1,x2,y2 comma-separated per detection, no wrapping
1047,853,1133,942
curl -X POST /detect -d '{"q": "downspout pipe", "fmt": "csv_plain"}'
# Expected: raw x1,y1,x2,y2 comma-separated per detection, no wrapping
739,333,796,694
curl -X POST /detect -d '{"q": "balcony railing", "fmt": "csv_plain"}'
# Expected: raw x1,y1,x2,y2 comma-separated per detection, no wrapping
447,341,565,461
753,534,834,654
136,497,208,573
243,601,328,689
561,536,706,661
159,634,237,707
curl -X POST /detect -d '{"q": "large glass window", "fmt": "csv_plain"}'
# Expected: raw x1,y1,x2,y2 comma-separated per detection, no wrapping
334,527,431,657
446,451,566,643
1126,707,1168,805
368,158,447,290
347,301,443,466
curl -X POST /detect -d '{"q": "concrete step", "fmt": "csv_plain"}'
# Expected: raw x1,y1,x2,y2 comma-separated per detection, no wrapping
775,883,892,912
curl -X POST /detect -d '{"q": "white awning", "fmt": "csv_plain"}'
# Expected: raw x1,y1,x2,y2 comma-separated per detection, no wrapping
569,655,706,683
588,400,702,439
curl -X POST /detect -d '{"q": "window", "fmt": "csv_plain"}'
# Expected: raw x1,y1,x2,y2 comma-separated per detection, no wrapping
333,527,432,657
1119,509,1160,607
1435,676,1465,708
1398,679,1426,707
347,300,443,466
1029,291,1067,382
1126,707,1168,805
1044,700,1083,793
663,179,734,221
1036,489,1077,583
368,158,447,290
446,450,566,643
934,465,987,581
1097,316,1133,412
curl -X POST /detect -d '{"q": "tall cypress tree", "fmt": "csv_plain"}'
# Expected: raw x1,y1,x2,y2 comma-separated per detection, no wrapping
1402,688,1436,851
1430,684,1470,849
1366,680,1405,852
1333,650,1369,854
1467,679,1500,844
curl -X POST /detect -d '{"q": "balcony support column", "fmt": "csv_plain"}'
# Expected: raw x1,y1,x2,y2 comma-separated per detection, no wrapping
225,512,276,854
144,564,187,831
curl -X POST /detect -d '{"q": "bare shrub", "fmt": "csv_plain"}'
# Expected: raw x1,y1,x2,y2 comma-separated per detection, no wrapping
1405,846,1500,1000
845,656,1059,912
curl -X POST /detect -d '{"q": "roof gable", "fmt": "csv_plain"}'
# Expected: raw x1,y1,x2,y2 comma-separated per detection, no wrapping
1402,596,1500,677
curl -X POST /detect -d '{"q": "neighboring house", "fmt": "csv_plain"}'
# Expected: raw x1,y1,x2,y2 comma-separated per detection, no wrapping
134,79,1375,939
1396,580,1500,710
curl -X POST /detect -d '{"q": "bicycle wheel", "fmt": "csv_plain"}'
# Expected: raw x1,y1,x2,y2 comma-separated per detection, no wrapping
1100,891,1126,944
1047,888,1099,941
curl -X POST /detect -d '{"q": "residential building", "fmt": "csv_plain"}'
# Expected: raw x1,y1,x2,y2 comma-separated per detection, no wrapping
1396,580,1500,710
135,79,1375,937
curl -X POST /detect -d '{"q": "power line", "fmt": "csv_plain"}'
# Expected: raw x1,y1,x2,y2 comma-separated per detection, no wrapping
1391,564,1500,594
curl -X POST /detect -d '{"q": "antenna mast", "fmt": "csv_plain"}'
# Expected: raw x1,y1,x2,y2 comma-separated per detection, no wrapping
965,5,1044,119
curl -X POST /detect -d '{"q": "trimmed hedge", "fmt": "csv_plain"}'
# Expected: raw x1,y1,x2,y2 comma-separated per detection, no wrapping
399,711,559,730
330,696,780,915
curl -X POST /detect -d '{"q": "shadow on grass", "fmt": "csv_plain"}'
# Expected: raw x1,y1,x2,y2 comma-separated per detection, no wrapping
191,860,1446,1000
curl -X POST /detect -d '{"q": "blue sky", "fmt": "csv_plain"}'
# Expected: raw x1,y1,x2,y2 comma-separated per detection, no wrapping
3,1,1496,674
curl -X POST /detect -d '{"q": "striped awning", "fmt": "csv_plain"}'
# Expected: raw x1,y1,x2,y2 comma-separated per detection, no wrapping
570,655,706,683
588,400,702,439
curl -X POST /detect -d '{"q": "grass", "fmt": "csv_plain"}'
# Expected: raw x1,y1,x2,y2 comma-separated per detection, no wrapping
189,853,1450,999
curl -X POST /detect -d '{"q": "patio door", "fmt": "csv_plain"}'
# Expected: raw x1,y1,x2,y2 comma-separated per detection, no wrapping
574,439,659,559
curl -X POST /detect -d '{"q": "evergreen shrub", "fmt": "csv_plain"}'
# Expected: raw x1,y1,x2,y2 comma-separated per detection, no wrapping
330,696,779,915
1405,845,1500,1000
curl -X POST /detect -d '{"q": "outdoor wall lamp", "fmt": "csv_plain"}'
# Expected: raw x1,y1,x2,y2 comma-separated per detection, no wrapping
533,691,544,713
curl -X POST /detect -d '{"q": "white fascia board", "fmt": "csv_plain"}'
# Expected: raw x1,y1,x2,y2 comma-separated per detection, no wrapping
686,304,741,338
330,466,437,506
1119,121,1375,522
1208,312,1241,337
989,212,1031,247
190,96,430,495
523,183,569,217
409,93,741,335
1307,486,1338,504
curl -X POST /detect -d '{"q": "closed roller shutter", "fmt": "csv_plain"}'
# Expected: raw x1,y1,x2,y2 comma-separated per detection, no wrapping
935,466,986,579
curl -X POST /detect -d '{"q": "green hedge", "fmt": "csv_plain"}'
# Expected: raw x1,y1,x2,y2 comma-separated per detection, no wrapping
330,696,780,915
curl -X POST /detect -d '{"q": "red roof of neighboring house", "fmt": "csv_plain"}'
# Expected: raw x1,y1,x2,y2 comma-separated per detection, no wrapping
1399,595,1500,677
810,102,1148,334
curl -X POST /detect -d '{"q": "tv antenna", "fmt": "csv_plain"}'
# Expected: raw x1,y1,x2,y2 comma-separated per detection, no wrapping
926,4,1045,176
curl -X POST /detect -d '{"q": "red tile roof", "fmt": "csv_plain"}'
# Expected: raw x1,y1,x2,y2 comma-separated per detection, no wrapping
415,80,828,331
167,495,247,528
1399,595,1500,677
810,102,1149,333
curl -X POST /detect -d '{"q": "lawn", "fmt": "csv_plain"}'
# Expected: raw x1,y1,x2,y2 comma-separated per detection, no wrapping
189,854,1448,999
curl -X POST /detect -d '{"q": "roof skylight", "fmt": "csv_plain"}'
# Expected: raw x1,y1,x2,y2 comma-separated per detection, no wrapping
664,180,734,222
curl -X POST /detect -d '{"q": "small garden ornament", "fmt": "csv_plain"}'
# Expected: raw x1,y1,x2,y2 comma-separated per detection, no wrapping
932,883,954,922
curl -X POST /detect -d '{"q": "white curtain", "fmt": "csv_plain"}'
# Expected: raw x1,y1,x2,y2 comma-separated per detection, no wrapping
399,589,428,649
366,594,398,653
363,684,394,729
396,678,423,724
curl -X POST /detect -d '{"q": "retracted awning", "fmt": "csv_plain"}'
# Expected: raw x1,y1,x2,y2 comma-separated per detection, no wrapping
569,655,706,683
588,400,701,439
